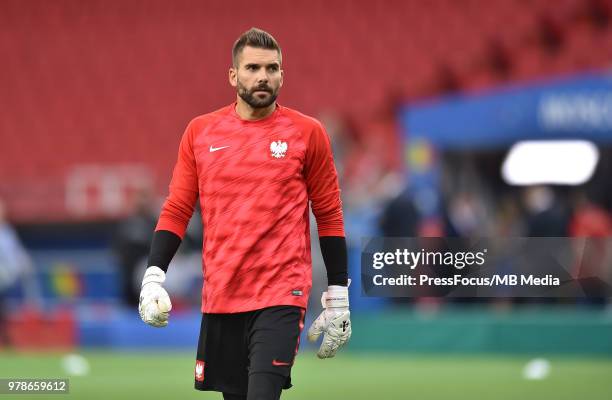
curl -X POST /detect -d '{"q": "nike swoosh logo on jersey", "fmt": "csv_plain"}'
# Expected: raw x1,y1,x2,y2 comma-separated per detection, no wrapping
209,145,230,152
272,359,292,366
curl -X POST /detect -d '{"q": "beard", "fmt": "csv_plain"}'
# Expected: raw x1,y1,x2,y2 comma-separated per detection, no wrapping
237,79,279,109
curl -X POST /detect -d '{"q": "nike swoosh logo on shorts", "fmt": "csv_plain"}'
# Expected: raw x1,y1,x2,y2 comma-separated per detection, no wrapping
209,145,230,152
272,359,292,366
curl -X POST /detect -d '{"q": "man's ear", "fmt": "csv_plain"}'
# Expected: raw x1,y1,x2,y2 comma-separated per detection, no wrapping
229,67,237,88
279,69,284,88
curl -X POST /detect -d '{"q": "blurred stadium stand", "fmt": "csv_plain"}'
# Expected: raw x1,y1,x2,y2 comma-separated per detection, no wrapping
1,0,611,221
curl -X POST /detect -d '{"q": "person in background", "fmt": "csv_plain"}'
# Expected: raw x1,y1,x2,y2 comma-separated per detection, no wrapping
113,189,157,306
0,199,40,347
568,191,612,304
522,186,569,237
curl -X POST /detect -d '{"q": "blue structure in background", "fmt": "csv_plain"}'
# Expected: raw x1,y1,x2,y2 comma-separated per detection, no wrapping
398,71,612,219
79,309,201,348
401,71,612,149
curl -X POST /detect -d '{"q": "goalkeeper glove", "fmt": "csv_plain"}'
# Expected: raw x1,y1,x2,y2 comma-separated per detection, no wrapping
138,266,172,328
307,283,351,358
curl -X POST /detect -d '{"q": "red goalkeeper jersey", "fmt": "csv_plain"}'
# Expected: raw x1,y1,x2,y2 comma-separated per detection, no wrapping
156,103,345,313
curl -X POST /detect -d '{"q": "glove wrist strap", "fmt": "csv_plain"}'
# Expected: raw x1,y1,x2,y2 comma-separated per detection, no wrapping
142,266,166,287
323,285,349,308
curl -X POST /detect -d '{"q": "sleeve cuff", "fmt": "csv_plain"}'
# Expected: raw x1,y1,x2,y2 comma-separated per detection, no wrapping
155,220,187,240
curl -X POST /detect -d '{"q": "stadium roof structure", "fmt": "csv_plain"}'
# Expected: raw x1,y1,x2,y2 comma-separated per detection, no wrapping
401,71,612,150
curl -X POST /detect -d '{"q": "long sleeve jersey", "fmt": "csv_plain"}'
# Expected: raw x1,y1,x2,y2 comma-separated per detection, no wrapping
156,103,345,313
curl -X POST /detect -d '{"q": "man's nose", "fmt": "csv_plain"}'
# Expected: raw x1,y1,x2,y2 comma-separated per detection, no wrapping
256,70,269,83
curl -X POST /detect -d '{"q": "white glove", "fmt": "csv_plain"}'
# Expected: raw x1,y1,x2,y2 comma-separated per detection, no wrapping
138,266,172,328
307,283,351,359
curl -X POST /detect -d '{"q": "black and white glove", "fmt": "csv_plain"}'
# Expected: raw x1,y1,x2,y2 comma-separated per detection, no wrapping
307,283,351,358
138,266,172,328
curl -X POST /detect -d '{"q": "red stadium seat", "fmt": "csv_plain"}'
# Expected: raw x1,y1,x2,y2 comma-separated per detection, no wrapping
1,0,611,222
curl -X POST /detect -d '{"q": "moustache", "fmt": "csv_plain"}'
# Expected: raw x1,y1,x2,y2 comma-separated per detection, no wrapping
251,85,272,93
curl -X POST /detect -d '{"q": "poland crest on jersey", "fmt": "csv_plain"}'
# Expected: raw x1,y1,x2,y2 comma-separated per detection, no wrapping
195,360,205,382
270,141,288,158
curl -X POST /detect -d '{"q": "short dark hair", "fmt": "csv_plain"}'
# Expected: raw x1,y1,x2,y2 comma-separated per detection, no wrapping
232,27,282,67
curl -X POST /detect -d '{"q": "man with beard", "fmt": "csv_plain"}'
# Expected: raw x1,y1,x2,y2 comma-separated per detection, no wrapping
138,28,351,400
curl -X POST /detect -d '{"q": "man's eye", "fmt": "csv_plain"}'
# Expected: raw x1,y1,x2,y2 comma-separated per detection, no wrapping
268,66,279,72
246,65,257,71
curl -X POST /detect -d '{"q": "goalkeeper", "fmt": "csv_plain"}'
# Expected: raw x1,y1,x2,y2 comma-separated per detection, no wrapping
139,27,350,400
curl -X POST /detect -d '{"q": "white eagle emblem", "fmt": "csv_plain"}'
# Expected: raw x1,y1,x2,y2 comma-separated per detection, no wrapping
270,141,288,158
195,360,205,381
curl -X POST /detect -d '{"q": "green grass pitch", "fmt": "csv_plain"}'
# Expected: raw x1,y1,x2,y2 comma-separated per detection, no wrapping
1,351,611,399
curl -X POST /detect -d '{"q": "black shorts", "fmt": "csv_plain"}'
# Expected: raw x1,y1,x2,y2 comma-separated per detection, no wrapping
194,305,306,395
